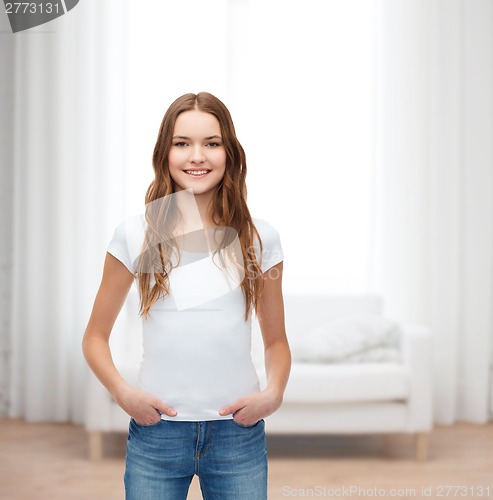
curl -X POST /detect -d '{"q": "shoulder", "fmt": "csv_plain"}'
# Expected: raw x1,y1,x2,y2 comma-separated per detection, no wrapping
111,213,146,241
251,217,283,253
251,217,284,272
107,213,146,269
251,217,281,241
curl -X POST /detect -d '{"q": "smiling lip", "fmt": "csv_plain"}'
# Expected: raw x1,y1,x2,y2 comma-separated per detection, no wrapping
183,169,211,178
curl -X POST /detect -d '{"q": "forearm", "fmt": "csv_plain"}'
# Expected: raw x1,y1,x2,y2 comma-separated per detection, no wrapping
82,335,130,399
263,339,291,401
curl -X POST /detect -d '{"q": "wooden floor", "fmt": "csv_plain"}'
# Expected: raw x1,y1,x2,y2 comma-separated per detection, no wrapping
1,418,492,499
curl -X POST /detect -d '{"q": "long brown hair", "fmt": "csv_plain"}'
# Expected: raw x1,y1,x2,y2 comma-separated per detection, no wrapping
135,92,265,322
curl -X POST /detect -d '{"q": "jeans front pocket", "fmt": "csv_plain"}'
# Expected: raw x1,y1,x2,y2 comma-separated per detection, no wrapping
131,417,163,428
231,418,263,428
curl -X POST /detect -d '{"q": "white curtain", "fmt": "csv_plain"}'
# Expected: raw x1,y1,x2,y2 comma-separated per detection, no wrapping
0,9,15,416
373,0,493,424
4,0,128,424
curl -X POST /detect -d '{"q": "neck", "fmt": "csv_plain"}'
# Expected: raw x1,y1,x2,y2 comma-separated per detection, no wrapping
193,193,215,227
174,187,216,229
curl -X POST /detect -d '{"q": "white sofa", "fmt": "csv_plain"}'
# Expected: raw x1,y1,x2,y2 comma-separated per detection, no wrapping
251,293,433,462
83,290,433,461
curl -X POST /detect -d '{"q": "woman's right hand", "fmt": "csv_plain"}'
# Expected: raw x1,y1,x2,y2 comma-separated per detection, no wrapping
114,384,178,425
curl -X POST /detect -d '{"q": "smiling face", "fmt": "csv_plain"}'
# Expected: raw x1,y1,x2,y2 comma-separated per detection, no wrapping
168,110,227,196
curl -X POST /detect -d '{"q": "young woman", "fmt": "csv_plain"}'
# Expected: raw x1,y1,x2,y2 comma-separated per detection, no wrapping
82,92,291,499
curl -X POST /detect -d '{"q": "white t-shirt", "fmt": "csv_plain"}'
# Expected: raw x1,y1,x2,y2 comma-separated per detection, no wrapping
106,214,284,421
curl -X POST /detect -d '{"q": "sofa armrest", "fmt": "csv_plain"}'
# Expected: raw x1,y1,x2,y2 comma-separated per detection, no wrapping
400,324,434,431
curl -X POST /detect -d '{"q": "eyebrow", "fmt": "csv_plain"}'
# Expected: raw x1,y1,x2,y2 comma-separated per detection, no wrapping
172,135,222,140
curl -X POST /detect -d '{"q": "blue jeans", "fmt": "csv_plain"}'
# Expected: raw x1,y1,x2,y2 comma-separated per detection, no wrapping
124,417,268,499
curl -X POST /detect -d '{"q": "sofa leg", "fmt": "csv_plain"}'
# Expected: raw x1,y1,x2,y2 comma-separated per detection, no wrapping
414,432,428,462
89,431,103,461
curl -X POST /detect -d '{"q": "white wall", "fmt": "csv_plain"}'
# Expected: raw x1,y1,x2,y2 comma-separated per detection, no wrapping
124,0,378,296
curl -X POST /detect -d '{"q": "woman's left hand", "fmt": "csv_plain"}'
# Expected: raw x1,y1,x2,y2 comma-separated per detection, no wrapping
218,388,283,426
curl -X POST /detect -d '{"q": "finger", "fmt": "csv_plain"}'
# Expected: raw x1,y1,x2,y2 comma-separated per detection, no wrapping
219,401,244,416
154,401,177,416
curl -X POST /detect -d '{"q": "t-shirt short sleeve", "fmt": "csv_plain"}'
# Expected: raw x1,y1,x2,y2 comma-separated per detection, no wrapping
107,219,135,274
253,218,285,273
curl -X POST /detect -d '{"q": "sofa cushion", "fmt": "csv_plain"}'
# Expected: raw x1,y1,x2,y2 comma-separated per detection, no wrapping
251,294,385,367
275,362,409,403
289,313,402,363
282,294,384,337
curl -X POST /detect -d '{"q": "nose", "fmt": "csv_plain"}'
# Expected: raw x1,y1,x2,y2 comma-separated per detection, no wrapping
189,144,205,165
